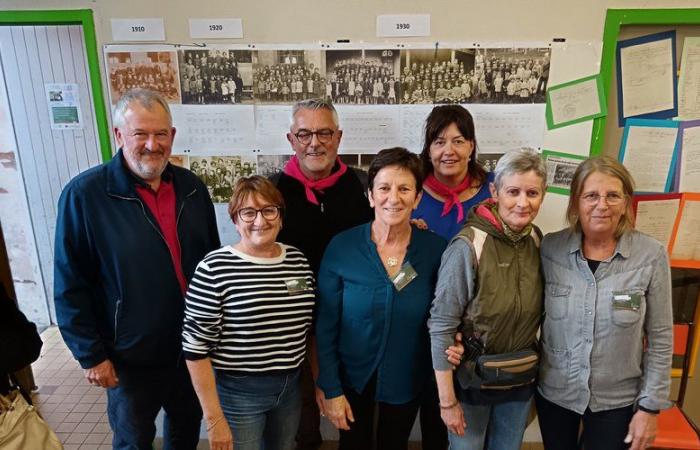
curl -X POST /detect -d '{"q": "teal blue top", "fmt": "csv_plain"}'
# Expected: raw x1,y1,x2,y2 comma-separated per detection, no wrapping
315,222,446,404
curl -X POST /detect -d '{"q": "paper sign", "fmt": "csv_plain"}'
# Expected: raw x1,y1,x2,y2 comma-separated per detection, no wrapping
45,83,82,130
189,18,243,39
376,14,430,37
111,18,165,42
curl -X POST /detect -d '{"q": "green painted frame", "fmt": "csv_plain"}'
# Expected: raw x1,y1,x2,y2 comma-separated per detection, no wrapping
591,8,700,156
0,9,112,162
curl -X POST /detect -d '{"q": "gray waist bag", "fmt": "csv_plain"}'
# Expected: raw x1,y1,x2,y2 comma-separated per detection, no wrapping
455,349,538,391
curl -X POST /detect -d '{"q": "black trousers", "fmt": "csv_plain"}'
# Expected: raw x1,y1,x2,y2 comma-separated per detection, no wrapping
536,391,634,450
295,358,322,450
419,376,448,450
339,376,420,450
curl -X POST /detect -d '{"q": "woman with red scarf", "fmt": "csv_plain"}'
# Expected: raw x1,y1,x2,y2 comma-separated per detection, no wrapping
413,105,494,240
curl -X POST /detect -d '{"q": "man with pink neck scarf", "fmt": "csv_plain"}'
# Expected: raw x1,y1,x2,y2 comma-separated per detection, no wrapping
270,98,373,450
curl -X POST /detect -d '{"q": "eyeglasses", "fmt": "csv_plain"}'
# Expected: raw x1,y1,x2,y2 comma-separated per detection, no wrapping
580,192,626,206
237,206,281,223
294,129,335,145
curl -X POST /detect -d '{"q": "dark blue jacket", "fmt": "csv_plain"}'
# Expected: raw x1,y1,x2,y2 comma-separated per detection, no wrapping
54,151,220,370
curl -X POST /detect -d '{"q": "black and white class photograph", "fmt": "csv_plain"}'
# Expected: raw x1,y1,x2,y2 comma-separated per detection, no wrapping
400,48,476,104
253,50,326,104
178,49,254,104
477,153,504,172
324,49,400,104
106,51,181,104
472,48,550,104
190,155,258,203
256,154,292,177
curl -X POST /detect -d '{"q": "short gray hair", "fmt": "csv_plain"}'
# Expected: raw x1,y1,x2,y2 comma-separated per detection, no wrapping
113,88,172,128
493,148,547,191
290,98,339,129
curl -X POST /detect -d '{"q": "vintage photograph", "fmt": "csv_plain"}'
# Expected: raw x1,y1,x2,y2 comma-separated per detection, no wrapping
179,49,254,104
106,51,181,104
472,48,550,104
477,153,505,173
168,155,188,168
325,50,400,104
400,49,476,104
253,50,326,104
190,155,258,203
256,154,292,177
543,151,585,194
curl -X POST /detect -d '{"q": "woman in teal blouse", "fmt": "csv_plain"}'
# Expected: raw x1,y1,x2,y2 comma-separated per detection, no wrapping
315,147,447,450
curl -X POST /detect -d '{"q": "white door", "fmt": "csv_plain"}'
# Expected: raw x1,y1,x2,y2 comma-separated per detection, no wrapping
0,24,104,326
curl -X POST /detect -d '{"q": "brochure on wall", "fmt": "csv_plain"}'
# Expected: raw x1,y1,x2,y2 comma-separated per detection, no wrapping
545,74,606,130
669,193,700,268
616,30,677,127
45,83,83,130
541,150,586,195
619,118,679,193
675,120,700,192
632,193,681,250
678,37,700,120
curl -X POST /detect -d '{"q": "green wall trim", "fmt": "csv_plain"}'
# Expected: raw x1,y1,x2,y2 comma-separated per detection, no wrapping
592,8,700,156
0,9,112,162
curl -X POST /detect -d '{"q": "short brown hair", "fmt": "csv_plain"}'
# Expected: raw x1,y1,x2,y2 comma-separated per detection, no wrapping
228,176,285,223
368,147,424,192
566,156,635,238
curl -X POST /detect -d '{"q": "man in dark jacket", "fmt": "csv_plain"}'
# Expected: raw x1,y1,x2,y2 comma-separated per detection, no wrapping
271,99,373,450
54,88,220,450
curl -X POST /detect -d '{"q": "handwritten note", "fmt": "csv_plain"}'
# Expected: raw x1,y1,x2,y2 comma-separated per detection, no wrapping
635,198,680,248
620,37,675,118
671,200,700,261
679,125,700,192
678,37,700,120
547,76,603,128
621,122,678,192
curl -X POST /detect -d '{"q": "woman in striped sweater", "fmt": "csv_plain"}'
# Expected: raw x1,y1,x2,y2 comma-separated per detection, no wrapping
183,176,315,450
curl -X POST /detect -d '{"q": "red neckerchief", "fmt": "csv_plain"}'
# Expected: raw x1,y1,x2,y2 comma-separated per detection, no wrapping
283,155,348,205
475,198,503,231
424,173,472,223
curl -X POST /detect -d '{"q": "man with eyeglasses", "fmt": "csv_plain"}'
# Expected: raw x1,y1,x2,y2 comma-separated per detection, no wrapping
270,98,373,450
54,88,220,449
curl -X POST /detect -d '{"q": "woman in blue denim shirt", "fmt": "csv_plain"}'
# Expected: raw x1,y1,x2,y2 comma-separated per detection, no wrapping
537,157,673,450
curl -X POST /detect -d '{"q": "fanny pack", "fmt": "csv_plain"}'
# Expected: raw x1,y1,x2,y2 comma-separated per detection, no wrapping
455,349,539,391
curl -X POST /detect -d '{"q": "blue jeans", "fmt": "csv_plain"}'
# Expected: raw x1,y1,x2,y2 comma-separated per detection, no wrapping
106,365,201,450
216,369,301,450
449,396,532,450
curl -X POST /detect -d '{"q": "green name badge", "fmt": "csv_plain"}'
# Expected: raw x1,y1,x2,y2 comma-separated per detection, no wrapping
285,278,311,295
612,291,642,311
391,262,418,291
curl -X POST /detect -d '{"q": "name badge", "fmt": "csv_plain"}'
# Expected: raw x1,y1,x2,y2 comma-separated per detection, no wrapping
612,291,641,311
391,262,418,291
285,278,311,295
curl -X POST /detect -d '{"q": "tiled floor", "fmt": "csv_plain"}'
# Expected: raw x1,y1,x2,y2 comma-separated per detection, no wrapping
32,327,543,450
32,327,112,450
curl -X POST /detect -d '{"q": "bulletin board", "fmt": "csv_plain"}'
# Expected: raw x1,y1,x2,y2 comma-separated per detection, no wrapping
595,8,700,378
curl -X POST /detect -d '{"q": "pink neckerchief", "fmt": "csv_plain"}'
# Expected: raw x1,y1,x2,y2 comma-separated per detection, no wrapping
475,198,503,231
423,173,472,223
283,155,348,205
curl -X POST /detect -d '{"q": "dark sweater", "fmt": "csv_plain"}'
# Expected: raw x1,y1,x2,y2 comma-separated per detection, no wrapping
271,167,373,274
0,284,42,395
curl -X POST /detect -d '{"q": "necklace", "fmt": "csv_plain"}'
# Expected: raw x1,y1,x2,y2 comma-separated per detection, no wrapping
386,256,399,267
